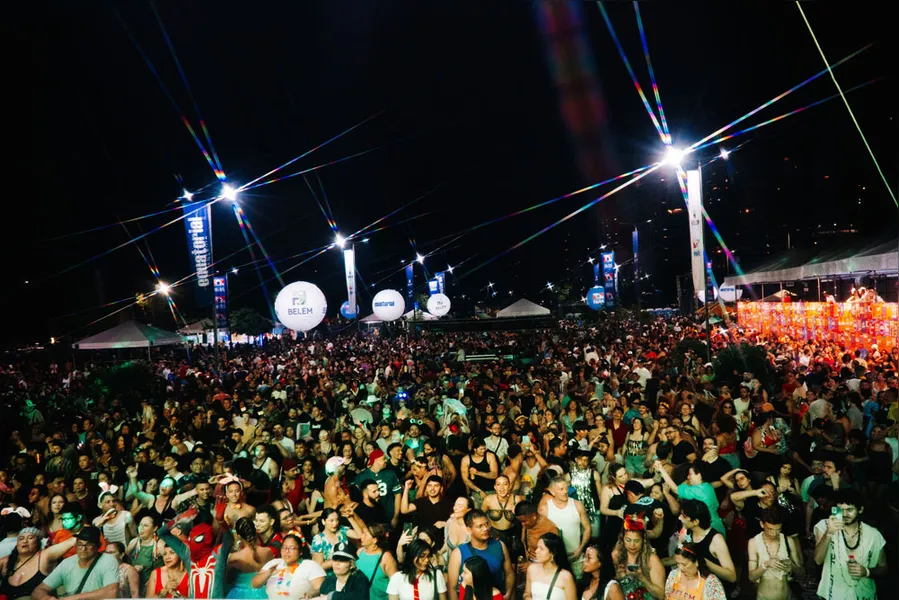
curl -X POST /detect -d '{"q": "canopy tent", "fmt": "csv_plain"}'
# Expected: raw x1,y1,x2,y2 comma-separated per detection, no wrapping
177,318,213,335
73,321,185,350
722,238,898,287
403,309,439,321
496,298,551,318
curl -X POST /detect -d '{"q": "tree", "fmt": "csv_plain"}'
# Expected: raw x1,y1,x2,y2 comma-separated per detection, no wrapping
229,307,271,336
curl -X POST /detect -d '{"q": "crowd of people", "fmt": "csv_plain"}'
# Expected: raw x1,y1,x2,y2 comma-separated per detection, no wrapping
0,314,897,600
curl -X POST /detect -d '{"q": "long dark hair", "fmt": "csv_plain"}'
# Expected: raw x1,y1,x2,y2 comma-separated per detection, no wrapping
463,556,494,600
398,539,434,581
539,532,573,576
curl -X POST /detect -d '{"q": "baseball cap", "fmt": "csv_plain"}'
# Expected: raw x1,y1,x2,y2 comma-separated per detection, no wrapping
324,456,347,476
367,449,385,467
760,403,775,413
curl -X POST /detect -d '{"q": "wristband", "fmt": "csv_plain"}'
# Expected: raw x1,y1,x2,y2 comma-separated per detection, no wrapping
863,566,870,578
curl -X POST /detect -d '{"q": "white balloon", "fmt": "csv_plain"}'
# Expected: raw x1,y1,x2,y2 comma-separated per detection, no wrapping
372,289,405,322
274,281,327,332
427,293,451,317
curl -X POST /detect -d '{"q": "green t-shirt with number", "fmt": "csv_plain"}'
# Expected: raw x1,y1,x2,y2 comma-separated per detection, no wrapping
355,467,402,519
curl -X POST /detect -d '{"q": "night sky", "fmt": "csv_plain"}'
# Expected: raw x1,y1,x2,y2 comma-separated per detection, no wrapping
6,1,896,345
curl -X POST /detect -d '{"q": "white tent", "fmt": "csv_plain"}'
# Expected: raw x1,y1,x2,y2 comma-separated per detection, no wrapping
496,298,551,318
402,309,438,321
360,313,382,323
73,321,185,350
177,318,212,336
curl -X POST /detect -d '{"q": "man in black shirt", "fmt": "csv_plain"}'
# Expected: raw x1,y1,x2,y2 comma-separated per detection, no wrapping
354,479,390,528
699,437,731,500
400,476,453,547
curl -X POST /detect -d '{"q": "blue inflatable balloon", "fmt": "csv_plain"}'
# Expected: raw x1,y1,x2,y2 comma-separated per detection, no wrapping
585,286,605,311
340,301,359,319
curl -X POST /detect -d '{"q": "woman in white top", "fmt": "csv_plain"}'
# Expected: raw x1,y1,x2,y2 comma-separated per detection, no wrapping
524,533,577,600
387,539,447,600
577,545,624,600
252,534,326,600
94,488,135,545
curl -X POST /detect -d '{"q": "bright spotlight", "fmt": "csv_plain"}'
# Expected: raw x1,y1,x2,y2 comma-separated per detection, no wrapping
222,184,239,201
231,268,239,275
546,282,554,290
446,265,454,274
156,282,171,296
719,148,730,160
335,233,347,248
182,189,194,201
487,282,494,288
587,257,595,264
361,238,370,243
663,146,685,167
416,253,425,264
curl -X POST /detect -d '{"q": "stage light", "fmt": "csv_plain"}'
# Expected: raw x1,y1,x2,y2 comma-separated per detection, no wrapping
231,268,239,274
547,282,554,290
588,257,595,264
487,282,494,288
222,184,239,201
335,233,347,248
361,238,370,243
182,189,194,201
719,148,730,160
663,146,685,167
156,282,171,295
447,265,454,274
416,253,425,264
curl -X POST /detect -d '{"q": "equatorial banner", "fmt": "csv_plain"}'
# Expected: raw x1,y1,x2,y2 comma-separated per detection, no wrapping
686,168,705,302
601,251,616,308
182,201,213,306
343,248,357,317
405,264,414,304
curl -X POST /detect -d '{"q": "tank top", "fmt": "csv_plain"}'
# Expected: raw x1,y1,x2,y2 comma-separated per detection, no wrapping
519,460,542,499
131,540,160,591
469,454,493,492
153,567,190,598
0,552,45,600
668,570,707,600
545,498,581,554
458,541,505,592
357,549,390,600
690,529,721,571
532,578,567,600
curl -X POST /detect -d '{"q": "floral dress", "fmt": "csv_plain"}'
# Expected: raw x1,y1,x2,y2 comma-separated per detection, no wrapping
311,527,349,572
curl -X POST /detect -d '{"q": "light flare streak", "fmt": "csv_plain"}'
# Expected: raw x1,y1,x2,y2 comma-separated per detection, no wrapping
634,2,671,145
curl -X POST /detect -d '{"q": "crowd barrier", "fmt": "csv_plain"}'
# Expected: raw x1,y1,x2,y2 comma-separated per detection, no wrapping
737,301,898,351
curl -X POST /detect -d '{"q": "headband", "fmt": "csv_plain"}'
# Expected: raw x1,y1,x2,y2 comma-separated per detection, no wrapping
220,474,243,490
1,507,31,519
18,527,43,539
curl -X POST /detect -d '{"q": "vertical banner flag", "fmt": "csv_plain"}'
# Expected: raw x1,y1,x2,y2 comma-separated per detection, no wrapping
343,248,357,317
593,262,600,285
436,272,446,294
183,202,213,306
632,228,640,306
213,276,229,335
405,264,414,304
428,279,439,295
686,168,706,302
601,251,616,308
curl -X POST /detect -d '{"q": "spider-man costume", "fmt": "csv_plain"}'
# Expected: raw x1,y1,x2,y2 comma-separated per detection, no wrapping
158,521,233,599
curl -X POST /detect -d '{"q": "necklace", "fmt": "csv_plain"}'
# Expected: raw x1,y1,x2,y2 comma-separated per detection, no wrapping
843,526,861,550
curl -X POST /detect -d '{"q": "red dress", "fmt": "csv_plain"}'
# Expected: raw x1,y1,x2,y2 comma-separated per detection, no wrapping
459,584,503,600
152,568,190,598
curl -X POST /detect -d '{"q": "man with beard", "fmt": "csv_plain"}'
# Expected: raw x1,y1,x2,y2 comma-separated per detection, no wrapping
814,488,886,600
401,476,452,547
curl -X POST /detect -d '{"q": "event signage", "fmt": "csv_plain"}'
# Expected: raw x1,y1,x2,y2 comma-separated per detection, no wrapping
686,169,706,302
405,264,414,304
586,285,605,311
601,251,616,309
427,293,451,316
213,276,229,332
593,262,600,285
436,272,446,294
182,201,213,306
343,248,357,317
274,281,327,332
632,228,640,304
372,289,405,321
428,279,439,295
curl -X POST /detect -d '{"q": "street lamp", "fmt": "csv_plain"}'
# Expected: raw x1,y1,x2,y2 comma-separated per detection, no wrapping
446,265,454,274
182,189,194,201
719,148,730,160
334,233,347,248
663,146,686,167
231,267,239,275
416,253,425,264
156,282,171,296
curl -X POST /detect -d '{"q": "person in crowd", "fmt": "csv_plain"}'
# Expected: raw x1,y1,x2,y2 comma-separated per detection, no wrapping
523,532,578,600
0,526,76,600
252,533,325,599
357,523,398,600
125,513,165,593
672,500,736,584
664,543,727,600
319,541,372,598
813,488,887,600
355,450,403,530
402,476,453,548
33,526,120,600
104,541,140,599
655,461,726,537
461,439,499,509
226,516,273,598
310,507,363,573
458,555,504,600
538,476,591,577
611,516,666,600
156,510,234,599
577,543,624,600
388,539,448,600
480,475,523,559
447,510,514,600
145,543,189,599
746,508,803,600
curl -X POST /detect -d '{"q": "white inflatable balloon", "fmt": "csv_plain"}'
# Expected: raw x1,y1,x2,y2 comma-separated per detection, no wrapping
372,289,405,322
427,293,451,317
274,281,327,332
